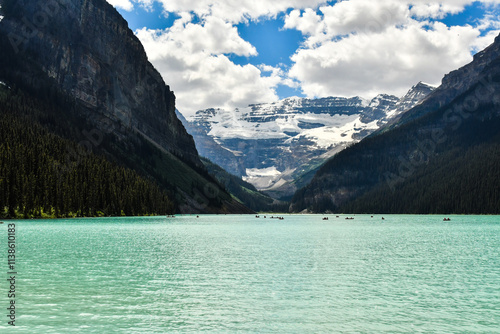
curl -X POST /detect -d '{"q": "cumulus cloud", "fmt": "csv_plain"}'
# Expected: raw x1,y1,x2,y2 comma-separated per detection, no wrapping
409,1,470,18
140,0,326,23
284,8,323,36
149,14,258,56
319,0,408,35
285,0,410,47
473,14,500,51
136,17,283,116
107,0,134,11
285,0,500,99
290,23,481,98
409,0,500,18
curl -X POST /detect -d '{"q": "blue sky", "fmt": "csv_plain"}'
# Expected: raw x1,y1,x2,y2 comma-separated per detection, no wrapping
108,0,500,116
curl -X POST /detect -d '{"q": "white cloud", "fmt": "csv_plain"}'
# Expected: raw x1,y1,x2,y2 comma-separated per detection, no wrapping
285,1,500,99
319,0,408,36
409,1,469,18
409,0,500,18
473,14,500,51
107,0,500,116
144,0,326,23
136,17,282,116
154,15,258,56
288,22,482,98
473,29,500,51
106,0,134,11
285,0,410,47
284,8,323,36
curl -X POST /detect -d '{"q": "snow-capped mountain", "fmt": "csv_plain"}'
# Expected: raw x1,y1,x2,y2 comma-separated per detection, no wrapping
180,82,434,199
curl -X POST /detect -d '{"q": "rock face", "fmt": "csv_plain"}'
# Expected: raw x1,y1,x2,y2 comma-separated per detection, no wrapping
176,110,244,176
0,0,200,166
180,83,433,199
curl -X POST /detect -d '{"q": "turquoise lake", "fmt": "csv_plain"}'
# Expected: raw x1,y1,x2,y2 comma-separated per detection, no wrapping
1,215,499,333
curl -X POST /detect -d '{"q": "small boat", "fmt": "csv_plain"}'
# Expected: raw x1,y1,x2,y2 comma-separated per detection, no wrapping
322,217,329,221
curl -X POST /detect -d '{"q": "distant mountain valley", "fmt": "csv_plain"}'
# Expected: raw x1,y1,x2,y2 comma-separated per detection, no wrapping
179,82,434,199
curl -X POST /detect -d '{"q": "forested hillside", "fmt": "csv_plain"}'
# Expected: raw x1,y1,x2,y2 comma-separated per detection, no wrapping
341,142,500,214
291,107,500,214
0,85,174,218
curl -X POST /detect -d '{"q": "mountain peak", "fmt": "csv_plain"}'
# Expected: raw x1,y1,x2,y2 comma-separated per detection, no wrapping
403,81,435,99
413,81,435,90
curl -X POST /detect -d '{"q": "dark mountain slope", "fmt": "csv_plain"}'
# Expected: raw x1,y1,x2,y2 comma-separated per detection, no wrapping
0,84,175,218
0,0,199,165
0,0,252,214
341,142,500,214
290,35,500,214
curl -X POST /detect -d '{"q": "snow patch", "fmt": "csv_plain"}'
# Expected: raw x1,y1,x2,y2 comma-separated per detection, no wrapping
245,167,281,177
243,167,283,189
360,97,370,107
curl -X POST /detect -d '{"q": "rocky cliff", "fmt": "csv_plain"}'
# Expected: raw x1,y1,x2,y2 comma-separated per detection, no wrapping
0,0,200,166
176,110,244,176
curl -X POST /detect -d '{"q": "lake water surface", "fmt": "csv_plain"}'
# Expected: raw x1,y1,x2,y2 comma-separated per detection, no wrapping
1,215,499,333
